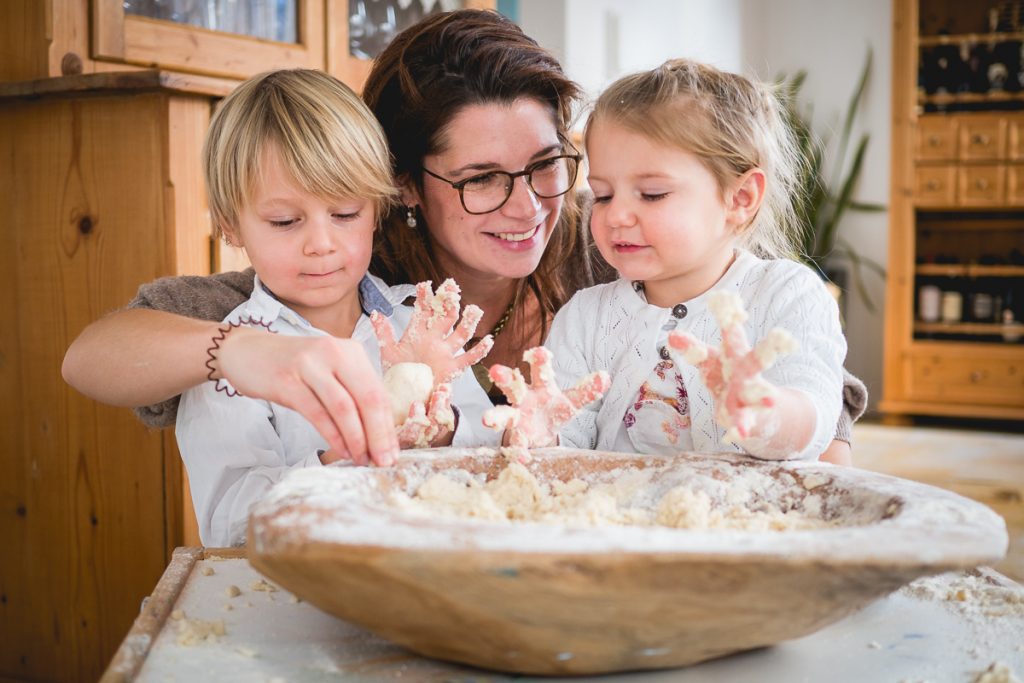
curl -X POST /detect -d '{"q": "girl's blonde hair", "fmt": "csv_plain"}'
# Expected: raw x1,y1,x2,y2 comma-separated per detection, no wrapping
204,69,398,238
585,58,804,259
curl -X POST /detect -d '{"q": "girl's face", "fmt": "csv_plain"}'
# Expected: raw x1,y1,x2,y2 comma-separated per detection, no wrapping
410,98,567,286
587,119,756,307
227,146,375,333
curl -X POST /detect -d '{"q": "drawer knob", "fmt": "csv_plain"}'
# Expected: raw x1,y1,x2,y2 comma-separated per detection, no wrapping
925,179,940,190
975,178,990,190
972,133,991,145
969,370,985,383
928,135,942,146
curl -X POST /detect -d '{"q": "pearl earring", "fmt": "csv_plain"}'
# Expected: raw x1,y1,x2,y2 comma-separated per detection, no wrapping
405,205,418,229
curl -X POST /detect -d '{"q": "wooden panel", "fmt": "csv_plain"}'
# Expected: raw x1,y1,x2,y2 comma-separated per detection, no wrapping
958,115,1007,161
906,350,1024,407
0,1,49,81
882,0,919,409
958,164,1005,206
0,94,177,683
916,115,958,160
1007,165,1024,206
914,164,956,206
1008,116,1024,160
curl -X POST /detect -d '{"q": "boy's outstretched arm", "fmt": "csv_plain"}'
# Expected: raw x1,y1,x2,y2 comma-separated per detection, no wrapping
63,307,399,466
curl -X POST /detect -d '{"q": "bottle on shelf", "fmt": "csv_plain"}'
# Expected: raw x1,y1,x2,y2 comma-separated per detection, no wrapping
918,278,942,322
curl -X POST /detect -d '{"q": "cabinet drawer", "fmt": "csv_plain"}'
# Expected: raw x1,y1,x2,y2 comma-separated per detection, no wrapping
908,354,1024,407
917,116,958,160
958,164,1005,206
1007,165,1024,205
915,165,956,206
959,117,1006,160
1008,117,1024,160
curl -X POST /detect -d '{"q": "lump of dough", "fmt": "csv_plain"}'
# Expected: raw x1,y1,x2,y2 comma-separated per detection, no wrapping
383,362,434,426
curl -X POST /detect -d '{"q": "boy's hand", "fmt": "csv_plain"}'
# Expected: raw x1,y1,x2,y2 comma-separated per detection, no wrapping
217,330,398,467
482,347,609,448
371,279,493,384
667,291,796,443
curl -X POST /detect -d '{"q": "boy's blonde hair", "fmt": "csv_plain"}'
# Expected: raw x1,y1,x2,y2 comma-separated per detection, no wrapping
585,58,804,259
204,69,398,239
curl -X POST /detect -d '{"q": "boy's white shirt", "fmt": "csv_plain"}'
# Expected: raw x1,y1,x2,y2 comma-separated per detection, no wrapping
175,272,497,547
546,249,846,460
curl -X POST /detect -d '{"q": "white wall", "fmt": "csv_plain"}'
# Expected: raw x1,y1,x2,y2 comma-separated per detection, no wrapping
521,0,744,105
520,0,892,412
741,0,892,412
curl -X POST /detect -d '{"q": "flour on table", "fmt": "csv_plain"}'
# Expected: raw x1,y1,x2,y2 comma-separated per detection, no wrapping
393,460,835,531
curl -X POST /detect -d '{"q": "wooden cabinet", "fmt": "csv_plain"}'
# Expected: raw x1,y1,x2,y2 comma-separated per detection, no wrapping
882,0,1024,422
0,2,494,682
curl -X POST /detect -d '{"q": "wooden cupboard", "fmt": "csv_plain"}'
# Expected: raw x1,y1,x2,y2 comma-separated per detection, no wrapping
882,0,1024,421
0,1,492,681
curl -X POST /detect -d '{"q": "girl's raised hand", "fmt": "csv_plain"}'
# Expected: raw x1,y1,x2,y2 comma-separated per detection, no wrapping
482,347,610,449
371,279,493,382
371,279,493,449
667,291,796,444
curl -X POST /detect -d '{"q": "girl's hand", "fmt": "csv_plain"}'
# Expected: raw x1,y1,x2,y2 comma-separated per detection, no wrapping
482,347,610,448
667,291,796,443
396,382,456,449
371,279,493,384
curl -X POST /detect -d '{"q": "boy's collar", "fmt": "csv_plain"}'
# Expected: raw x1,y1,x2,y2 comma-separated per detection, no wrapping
247,273,405,328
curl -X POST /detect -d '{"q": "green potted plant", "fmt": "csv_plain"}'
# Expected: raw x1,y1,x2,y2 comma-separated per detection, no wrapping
779,49,886,311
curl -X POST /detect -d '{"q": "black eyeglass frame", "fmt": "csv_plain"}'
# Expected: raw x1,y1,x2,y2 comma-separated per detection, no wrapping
420,141,582,215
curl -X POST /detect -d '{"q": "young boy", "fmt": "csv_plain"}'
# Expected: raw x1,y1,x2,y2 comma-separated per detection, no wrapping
175,69,492,546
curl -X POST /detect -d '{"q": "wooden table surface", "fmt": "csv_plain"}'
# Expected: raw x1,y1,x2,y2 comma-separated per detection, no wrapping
102,548,1024,683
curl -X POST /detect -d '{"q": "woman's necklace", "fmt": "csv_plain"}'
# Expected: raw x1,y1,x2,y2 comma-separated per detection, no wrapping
469,296,517,404
489,297,515,338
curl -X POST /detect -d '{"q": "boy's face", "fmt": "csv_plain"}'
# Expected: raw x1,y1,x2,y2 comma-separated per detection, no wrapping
228,146,375,332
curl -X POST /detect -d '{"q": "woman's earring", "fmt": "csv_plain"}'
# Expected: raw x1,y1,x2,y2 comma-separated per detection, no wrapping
405,205,418,229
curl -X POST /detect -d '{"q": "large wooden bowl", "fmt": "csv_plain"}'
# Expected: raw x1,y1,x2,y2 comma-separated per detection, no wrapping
247,448,1007,675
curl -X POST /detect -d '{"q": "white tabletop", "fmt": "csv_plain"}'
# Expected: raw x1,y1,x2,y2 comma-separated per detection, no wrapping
125,555,1024,683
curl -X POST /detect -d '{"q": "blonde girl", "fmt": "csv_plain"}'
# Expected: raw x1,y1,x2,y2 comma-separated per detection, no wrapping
484,58,846,462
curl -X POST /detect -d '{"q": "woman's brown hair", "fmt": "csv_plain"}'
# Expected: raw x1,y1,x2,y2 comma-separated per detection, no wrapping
363,9,584,343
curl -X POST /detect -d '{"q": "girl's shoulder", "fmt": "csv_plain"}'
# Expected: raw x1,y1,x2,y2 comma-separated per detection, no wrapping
734,251,831,299
561,278,637,311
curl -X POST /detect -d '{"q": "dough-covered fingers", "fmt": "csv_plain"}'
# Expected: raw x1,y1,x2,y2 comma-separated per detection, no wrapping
488,364,528,404
445,304,484,350
370,310,399,371
563,371,611,411
522,346,557,391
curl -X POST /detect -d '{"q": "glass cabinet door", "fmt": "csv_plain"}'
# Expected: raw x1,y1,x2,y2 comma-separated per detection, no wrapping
123,0,298,43
331,0,494,91
92,0,324,80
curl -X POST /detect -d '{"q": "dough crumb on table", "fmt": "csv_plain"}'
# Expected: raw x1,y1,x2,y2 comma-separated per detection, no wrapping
173,611,226,646
973,662,1021,683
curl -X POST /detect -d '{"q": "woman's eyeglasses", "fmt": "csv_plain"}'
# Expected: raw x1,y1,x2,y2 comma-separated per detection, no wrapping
422,146,581,215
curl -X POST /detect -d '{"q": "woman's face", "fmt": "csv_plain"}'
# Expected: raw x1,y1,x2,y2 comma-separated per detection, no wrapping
412,98,567,284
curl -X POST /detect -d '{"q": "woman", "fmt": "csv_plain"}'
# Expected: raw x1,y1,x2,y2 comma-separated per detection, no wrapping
61,9,863,465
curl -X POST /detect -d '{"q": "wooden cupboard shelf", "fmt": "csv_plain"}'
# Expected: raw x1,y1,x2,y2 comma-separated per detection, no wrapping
918,31,1024,47
915,264,1024,277
914,321,1024,336
919,91,1024,106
